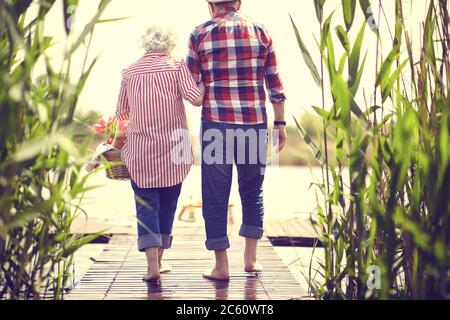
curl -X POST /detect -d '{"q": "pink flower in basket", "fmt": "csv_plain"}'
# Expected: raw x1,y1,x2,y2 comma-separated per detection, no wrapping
93,118,107,135
93,116,128,145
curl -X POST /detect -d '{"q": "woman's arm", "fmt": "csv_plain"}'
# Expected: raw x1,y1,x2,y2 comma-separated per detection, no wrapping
191,82,205,107
179,60,204,107
113,75,129,149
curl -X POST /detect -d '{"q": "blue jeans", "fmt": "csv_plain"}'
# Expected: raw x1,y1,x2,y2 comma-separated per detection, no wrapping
201,120,268,251
131,181,182,252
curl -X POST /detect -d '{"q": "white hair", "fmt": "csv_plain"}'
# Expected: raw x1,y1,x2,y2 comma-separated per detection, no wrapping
140,26,177,52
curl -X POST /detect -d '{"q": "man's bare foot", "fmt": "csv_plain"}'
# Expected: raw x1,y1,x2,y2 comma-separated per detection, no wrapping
159,262,172,274
203,267,230,281
142,269,160,282
244,262,264,273
244,238,263,273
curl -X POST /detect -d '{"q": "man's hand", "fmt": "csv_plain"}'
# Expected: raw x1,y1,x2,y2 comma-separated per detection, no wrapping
271,102,286,152
273,125,287,152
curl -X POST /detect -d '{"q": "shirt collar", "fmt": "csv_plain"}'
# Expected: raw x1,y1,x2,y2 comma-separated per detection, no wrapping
143,51,168,58
214,6,238,18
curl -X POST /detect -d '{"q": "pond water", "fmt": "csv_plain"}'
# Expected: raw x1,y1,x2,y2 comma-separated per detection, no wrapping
80,166,326,229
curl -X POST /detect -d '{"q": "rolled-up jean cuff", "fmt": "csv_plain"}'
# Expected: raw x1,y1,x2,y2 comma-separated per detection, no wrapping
205,236,230,251
239,224,264,239
138,234,162,252
161,234,173,249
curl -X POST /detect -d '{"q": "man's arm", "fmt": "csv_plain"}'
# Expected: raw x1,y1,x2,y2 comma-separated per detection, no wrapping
272,102,287,152
186,32,202,84
263,28,287,152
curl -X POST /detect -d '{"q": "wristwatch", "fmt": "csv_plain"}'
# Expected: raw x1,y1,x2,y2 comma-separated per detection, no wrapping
274,121,287,126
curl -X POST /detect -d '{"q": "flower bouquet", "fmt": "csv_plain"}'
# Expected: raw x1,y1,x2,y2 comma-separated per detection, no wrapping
91,116,130,180
93,116,128,146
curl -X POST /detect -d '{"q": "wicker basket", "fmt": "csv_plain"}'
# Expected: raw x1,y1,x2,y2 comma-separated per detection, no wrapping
102,148,131,181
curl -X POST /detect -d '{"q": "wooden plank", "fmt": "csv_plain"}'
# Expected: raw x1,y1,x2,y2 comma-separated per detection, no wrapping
67,232,308,300
264,217,323,248
264,217,321,239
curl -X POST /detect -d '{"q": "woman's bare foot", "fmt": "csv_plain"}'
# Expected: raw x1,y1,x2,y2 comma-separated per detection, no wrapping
203,267,230,281
159,262,172,274
143,248,160,282
244,262,264,273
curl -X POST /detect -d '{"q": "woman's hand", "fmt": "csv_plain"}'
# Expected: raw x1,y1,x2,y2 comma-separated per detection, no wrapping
112,131,127,149
192,82,205,107
198,82,205,93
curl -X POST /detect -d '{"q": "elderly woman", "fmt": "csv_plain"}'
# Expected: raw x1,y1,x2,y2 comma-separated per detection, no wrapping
114,26,204,281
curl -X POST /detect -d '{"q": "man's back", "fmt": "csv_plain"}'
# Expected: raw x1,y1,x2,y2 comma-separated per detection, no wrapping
187,6,285,124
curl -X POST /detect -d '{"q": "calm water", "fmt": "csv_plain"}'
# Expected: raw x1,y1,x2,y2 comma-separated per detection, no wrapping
80,166,325,228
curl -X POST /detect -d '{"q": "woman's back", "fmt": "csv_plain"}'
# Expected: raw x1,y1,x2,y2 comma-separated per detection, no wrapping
116,51,202,188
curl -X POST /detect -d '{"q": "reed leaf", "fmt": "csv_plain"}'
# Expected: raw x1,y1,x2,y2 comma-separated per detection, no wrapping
335,25,350,53
342,0,357,31
359,0,379,33
348,23,366,89
375,44,400,88
293,115,325,164
314,0,327,23
290,13,322,87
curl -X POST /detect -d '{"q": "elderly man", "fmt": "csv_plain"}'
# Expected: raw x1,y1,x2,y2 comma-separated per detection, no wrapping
187,0,287,280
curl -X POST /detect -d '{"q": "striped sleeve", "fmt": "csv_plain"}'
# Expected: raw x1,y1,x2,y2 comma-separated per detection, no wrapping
178,60,202,104
115,77,130,121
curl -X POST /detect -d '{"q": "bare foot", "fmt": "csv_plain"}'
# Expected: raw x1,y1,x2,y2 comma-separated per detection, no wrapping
159,262,172,274
244,262,264,273
203,267,230,281
142,268,160,282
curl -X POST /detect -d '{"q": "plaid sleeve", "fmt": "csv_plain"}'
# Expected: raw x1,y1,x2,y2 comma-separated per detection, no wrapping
178,59,202,104
115,76,130,121
186,31,202,84
262,28,286,104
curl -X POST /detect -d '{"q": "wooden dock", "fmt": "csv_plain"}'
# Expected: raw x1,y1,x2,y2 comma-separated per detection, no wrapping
264,216,322,247
67,230,309,300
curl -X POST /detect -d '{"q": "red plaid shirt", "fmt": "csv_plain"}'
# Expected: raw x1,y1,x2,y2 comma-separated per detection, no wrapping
187,7,286,124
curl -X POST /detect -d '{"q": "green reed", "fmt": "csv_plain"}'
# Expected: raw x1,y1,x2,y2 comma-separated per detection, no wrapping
0,0,114,299
292,0,449,299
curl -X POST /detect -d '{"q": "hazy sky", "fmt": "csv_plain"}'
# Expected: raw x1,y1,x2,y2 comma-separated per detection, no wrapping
41,0,427,128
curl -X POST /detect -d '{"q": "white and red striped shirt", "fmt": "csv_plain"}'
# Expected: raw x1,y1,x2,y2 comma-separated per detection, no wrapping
115,51,201,188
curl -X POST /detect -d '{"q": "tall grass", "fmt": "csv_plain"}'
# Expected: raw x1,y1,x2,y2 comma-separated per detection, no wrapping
0,0,112,299
292,0,449,299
